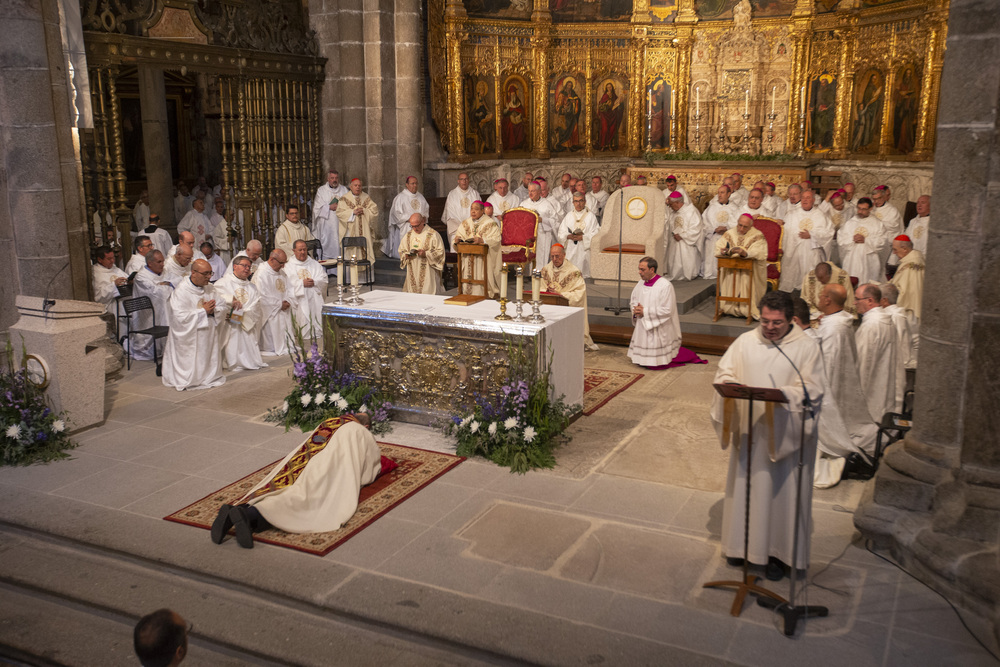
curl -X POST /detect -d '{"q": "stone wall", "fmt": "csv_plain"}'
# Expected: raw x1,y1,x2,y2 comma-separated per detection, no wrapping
0,0,89,331
855,0,1000,652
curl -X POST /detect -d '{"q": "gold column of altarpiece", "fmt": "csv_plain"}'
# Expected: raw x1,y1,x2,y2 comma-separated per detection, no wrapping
80,32,324,262
429,0,948,163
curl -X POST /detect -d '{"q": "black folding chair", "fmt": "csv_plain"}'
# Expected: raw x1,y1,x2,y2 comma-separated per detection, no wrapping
304,238,323,260
341,236,375,290
123,296,170,374
114,282,133,344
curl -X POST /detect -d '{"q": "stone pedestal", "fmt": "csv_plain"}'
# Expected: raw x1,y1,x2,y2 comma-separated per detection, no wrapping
8,296,107,431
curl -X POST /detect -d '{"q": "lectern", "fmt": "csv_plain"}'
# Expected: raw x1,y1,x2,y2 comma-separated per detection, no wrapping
714,255,754,324
447,241,489,306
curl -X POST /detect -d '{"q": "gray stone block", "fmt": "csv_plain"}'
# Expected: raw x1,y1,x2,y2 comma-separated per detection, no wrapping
395,44,423,79
0,68,55,126
973,227,1000,312
930,127,989,232
961,316,1000,468
4,125,62,192
912,337,966,448
921,229,976,342
0,18,48,69
393,12,421,45
9,192,70,257
394,0,422,15
0,0,43,20
946,0,1000,37
340,47,367,80
938,38,1000,127
872,463,935,513
337,11,364,41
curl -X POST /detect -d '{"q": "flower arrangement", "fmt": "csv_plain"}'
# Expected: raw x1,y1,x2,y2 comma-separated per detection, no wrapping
1,341,77,466
443,344,576,474
264,321,393,435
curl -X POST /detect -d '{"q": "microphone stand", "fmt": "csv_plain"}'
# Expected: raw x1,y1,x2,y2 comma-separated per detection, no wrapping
605,189,629,315
757,340,829,635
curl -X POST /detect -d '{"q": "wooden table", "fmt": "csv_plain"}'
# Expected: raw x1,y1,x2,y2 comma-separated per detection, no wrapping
714,255,755,324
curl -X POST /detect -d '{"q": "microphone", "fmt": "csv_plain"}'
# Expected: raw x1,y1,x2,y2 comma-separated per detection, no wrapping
771,337,814,419
43,262,70,316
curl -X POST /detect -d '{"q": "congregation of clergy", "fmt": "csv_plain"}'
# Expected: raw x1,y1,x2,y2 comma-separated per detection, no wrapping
93,167,926,498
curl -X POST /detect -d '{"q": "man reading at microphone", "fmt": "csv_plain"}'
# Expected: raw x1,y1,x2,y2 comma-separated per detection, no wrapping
710,291,825,582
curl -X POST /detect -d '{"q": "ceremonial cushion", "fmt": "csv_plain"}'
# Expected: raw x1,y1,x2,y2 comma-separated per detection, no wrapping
602,243,646,254
378,455,398,478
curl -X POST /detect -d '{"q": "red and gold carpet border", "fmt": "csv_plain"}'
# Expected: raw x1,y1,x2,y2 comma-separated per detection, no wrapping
583,368,645,416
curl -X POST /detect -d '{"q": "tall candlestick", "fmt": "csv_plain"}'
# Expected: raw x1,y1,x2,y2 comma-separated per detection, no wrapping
696,86,700,115
771,86,776,114
500,262,508,299
744,89,749,115
531,270,540,302
337,256,343,285
516,266,524,300
350,253,359,287
800,85,806,114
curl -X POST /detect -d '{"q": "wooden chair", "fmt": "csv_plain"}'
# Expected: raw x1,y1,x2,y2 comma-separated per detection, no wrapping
809,170,842,199
122,296,170,374
499,208,539,271
714,256,755,324
341,236,375,290
751,216,784,290
450,242,489,305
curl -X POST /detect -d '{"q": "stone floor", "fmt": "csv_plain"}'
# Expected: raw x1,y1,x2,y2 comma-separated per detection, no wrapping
0,343,997,665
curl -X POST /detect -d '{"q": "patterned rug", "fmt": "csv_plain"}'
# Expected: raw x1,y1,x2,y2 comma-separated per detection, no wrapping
164,443,465,556
583,368,645,416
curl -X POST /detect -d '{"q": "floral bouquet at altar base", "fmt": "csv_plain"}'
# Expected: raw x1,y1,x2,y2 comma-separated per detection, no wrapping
264,320,393,436
442,354,577,474
1,341,77,466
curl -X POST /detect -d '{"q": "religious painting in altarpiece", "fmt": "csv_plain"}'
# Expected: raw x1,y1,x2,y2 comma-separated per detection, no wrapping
695,0,796,20
461,0,531,20
891,63,921,156
850,68,886,155
594,77,628,152
500,75,531,154
466,76,496,154
807,72,837,153
550,74,585,154
647,77,672,150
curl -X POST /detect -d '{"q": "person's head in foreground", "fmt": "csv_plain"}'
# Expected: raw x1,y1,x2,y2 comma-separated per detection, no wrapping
759,291,794,342
134,608,189,667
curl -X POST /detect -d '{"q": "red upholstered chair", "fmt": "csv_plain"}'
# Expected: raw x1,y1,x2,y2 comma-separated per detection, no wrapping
500,208,539,270
752,216,784,290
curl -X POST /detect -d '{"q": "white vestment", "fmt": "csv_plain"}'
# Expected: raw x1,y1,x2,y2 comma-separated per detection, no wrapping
336,191,378,265
205,253,226,282
128,266,173,361
775,198,800,222
552,186,575,213
399,226,446,294
161,278,225,391
452,216,502,297
92,263,128,316
519,197,560,268
628,275,681,366
855,307,897,422
800,264,856,318
541,259,597,350
544,194,565,219
252,262,298,357
586,190,609,222
837,214,885,285
714,227,768,320
874,202,904,264
162,256,191,287
383,188,430,259
664,186,691,205
728,187,749,209
891,250,924,328
242,418,382,533
312,182,349,260
213,273,267,372
665,202,703,281
700,200,737,279
711,325,824,569
557,209,600,278
144,227,173,258
167,245,207,262
761,194,779,218
223,250,264,279
125,252,147,275
274,219,315,259
177,209,214,247
905,215,930,255
285,255,329,339
133,201,149,232
209,212,234,264
513,183,530,201
884,303,914,411
442,185,481,246
778,207,834,292
487,191,520,218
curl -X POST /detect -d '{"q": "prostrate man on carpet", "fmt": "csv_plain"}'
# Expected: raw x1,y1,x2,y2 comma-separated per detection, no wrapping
854,283,897,423
452,201,502,298
213,255,267,373
557,192,600,278
714,214,768,321
210,413,384,549
384,175,430,259
664,191,702,281
801,261,855,319
162,259,225,391
711,291,825,580
399,213,445,294
285,239,328,339
540,244,599,351
336,178,378,266
312,169,349,260
253,249,298,357
813,284,877,488
443,172,480,250
628,256,681,369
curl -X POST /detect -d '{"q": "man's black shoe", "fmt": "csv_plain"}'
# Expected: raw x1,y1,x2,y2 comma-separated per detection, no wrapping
229,505,255,549
210,503,233,544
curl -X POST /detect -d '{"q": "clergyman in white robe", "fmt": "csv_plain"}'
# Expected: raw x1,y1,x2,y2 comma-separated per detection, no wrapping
252,252,299,357
855,291,897,423
700,193,737,280
399,215,446,295
838,211,885,286
286,244,329,340
312,174,349,260
714,220,768,320
442,175,480,249
664,196,702,281
92,254,129,317
778,195,834,292
452,206,502,298
541,252,598,350
519,187,559,270
129,255,174,361
383,178,430,259
213,261,267,372
556,198,600,278
161,263,225,391
628,268,681,367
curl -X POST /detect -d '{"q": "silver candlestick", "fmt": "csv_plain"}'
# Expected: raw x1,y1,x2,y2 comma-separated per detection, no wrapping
798,111,807,158
693,111,703,154
347,258,364,305
513,298,526,322
765,112,777,154
334,257,347,304
528,300,544,323
741,112,751,154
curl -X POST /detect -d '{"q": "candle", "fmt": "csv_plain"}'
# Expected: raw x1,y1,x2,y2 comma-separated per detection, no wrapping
350,253,359,287
532,270,540,302
516,266,524,300
337,256,343,286
771,86,776,114
800,85,806,114
696,86,700,115
500,263,508,299
744,89,749,115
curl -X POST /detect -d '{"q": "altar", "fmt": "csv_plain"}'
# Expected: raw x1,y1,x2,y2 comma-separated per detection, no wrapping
322,291,584,425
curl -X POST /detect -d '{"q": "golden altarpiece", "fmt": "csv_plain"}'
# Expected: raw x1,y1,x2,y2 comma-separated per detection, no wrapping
79,0,325,260
428,0,948,190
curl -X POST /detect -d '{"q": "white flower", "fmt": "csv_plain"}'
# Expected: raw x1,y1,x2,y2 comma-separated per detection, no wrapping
336,398,348,410
359,404,369,413
51,420,65,433
459,414,474,428
504,417,518,430
469,420,480,433
523,426,537,443
282,400,290,413
488,422,497,436
5,424,21,440
301,394,312,407
315,392,327,405
329,392,341,404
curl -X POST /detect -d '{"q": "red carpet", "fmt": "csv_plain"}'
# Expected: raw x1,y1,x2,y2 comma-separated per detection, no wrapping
583,368,645,415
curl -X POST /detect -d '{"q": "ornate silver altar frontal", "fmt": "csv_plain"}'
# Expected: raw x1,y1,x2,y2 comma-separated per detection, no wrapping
323,304,543,424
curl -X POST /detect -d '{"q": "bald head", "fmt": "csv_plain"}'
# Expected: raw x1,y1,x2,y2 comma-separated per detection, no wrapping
821,283,847,312
178,231,195,247
815,261,832,283
190,258,212,286
269,248,287,264
175,246,193,267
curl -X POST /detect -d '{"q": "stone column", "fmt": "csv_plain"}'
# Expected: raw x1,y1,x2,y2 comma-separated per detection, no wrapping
138,66,174,230
855,0,1000,650
0,0,88,332
394,0,424,199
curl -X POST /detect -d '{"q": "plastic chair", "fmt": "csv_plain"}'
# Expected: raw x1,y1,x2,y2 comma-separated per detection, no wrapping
341,236,374,290
122,296,170,374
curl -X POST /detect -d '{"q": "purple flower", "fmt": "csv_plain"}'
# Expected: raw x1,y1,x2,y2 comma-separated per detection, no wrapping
292,362,307,378
36,431,47,441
